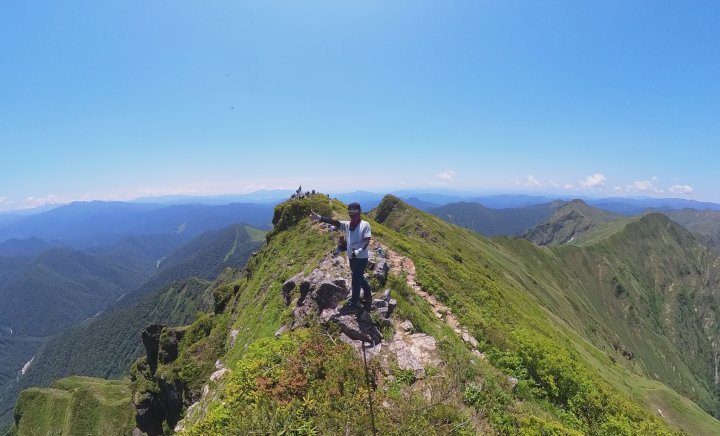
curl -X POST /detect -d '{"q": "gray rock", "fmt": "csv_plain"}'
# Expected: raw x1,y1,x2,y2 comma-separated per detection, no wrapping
387,299,397,316
282,274,302,306
210,368,229,382
399,320,414,332
320,308,338,323
388,333,439,377
229,329,239,348
373,260,390,285
508,377,519,389
381,289,391,301
376,307,390,319
339,333,383,359
372,299,388,309
330,311,382,344
461,331,479,348
275,324,290,338
333,278,348,290
313,281,346,311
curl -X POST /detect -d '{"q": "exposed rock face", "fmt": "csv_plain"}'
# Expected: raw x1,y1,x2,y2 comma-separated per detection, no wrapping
387,332,440,378
327,310,382,344
284,268,350,329
141,324,166,375
282,273,302,306
134,324,190,436
372,259,390,285
134,390,163,436
279,252,394,348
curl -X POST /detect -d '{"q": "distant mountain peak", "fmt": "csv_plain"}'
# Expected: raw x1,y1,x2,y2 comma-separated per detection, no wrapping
522,200,621,246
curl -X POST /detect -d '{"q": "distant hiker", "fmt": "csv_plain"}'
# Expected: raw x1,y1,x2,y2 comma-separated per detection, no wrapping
310,203,372,312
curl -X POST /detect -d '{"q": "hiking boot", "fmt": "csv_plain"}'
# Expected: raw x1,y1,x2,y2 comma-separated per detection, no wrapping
363,299,372,312
339,302,358,314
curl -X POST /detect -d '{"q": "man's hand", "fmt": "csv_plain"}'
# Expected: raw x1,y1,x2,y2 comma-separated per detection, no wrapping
309,210,321,223
352,248,361,258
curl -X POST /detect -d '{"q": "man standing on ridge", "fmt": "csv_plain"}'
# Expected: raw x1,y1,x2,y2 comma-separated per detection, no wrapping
310,203,372,312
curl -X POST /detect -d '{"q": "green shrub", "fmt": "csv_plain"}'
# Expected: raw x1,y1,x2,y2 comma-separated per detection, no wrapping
186,328,474,435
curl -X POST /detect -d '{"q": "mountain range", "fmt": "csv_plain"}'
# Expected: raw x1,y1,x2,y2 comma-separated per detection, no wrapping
6,193,720,435
8,194,720,435
0,202,272,431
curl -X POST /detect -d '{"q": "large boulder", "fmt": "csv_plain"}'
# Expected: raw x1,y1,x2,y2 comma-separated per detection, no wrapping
388,333,439,377
328,311,382,344
372,259,390,285
282,273,304,306
313,281,347,311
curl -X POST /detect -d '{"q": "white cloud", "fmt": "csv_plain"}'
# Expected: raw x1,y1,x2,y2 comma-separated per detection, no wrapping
563,183,576,190
628,179,663,193
579,173,607,189
522,175,542,188
436,170,456,182
22,194,74,208
669,184,694,195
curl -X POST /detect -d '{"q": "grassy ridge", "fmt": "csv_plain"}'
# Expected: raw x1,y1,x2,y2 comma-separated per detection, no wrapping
181,194,713,433
369,195,720,433
11,376,134,436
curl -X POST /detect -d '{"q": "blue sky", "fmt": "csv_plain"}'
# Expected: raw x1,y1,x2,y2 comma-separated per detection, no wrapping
1,1,718,210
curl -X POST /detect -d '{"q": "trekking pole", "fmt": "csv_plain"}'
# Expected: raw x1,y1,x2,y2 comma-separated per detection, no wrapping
362,341,378,436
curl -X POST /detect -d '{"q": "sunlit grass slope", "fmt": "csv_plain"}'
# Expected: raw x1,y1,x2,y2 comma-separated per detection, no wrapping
11,376,134,436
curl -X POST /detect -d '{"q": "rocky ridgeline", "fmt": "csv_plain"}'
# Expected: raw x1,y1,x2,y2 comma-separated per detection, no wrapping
278,252,393,346
133,237,452,434
277,243,441,375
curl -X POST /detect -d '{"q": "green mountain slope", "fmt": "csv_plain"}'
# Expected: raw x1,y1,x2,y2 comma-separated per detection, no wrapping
522,199,623,246
19,279,213,389
429,201,562,236
662,209,720,252
11,376,134,436
0,249,148,337
13,194,720,435
0,224,264,432
553,214,720,415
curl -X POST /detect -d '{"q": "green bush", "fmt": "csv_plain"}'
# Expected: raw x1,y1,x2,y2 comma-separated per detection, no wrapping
269,194,334,237
186,328,475,435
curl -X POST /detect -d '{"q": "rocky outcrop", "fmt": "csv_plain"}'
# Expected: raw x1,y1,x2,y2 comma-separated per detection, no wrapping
133,324,190,436
141,324,166,375
370,258,390,285
327,310,382,344
159,328,184,365
388,332,439,377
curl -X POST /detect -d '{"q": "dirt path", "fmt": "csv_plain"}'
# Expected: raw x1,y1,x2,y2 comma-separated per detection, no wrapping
380,243,485,360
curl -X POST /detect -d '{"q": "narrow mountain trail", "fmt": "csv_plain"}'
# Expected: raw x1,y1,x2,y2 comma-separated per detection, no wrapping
380,242,485,360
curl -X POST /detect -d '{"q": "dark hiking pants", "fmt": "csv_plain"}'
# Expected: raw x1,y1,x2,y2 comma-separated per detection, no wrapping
349,257,371,305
